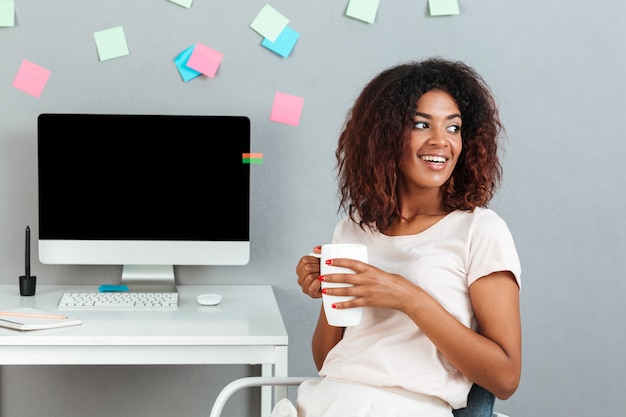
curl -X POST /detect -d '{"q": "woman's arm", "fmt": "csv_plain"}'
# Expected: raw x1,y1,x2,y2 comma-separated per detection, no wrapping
323,259,521,399
311,306,345,370
407,271,521,399
296,249,346,370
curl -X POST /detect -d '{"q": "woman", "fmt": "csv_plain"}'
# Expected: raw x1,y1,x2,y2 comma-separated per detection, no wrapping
295,58,521,417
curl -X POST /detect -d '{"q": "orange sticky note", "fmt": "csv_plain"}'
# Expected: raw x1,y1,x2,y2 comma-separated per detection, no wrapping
12,59,51,98
270,92,304,126
242,153,264,164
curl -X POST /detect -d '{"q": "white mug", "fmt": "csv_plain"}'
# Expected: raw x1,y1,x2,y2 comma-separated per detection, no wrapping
319,243,368,327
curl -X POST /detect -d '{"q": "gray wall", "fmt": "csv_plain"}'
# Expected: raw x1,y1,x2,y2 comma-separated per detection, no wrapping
1,1,624,416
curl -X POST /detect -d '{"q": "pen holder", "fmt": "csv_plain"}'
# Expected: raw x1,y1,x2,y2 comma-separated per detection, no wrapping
19,276,36,296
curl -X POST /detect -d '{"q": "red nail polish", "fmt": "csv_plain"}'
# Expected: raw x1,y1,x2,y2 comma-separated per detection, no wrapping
325,260,332,265
319,275,325,281
321,288,327,294
331,304,337,309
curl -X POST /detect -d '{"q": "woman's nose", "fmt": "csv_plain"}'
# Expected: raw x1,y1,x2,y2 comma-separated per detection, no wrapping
428,129,448,146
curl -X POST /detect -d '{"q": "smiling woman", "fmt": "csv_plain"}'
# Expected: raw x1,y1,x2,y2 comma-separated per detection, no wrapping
398,89,464,209
295,58,521,417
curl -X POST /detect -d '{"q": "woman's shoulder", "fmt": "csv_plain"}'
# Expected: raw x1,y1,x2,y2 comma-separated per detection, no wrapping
454,207,508,226
333,216,377,241
448,208,514,240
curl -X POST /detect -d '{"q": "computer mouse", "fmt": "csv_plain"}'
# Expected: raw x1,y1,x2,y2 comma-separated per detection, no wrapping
197,293,222,306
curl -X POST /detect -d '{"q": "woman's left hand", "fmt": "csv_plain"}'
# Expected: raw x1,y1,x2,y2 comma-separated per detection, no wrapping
320,258,417,312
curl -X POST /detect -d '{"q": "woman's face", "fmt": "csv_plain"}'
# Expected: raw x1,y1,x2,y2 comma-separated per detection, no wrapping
398,89,463,194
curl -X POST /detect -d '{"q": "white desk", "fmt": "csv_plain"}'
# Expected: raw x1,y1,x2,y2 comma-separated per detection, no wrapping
0,284,289,417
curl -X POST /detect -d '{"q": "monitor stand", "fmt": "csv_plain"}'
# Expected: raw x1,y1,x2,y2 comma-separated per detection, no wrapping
120,265,177,293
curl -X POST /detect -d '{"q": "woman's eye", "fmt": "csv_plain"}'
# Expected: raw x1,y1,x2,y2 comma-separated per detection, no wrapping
447,125,461,133
414,121,428,129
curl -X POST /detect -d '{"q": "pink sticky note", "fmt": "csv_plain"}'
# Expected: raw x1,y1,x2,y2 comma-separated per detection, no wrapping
12,59,51,98
185,43,224,78
270,92,304,126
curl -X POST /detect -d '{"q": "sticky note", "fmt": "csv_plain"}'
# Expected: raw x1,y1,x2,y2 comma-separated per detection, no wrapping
12,59,51,98
0,0,15,27
174,45,201,82
261,26,299,58
242,153,264,164
250,4,289,42
168,0,193,8
346,0,380,24
428,0,460,16
270,92,304,126
185,43,223,78
98,284,129,292
94,26,130,61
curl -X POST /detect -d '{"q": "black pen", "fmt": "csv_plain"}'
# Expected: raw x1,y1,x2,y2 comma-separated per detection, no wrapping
25,225,30,278
19,225,36,296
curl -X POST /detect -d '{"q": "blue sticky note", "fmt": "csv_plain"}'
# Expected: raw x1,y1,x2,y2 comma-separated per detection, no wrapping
98,284,129,292
261,26,299,58
174,45,201,82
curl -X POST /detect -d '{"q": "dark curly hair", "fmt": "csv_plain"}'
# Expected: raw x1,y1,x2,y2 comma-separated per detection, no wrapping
336,57,504,232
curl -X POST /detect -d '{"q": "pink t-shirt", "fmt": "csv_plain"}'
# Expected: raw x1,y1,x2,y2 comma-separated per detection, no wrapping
319,208,521,409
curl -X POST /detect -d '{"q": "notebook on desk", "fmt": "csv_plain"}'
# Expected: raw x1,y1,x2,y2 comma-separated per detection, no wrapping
0,307,81,331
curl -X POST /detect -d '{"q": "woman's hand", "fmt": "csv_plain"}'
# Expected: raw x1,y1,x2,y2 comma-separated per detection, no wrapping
296,246,323,298
320,257,417,312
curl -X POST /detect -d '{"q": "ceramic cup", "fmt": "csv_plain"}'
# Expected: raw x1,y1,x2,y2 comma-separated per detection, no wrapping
319,243,368,327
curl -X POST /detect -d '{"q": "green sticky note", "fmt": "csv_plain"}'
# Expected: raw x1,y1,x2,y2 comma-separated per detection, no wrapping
168,0,193,8
250,4,289,42
94,26,130,61
0,0,15,27
242,158,263,164
428,0,460,16
346,0,380,24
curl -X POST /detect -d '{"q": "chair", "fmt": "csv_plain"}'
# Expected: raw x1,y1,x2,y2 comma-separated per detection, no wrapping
209,377,510,417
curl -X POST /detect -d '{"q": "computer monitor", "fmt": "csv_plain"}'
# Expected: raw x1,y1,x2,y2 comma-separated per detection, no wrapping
37,113,250,292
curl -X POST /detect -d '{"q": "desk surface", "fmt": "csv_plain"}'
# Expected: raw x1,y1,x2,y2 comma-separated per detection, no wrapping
0,284,289,365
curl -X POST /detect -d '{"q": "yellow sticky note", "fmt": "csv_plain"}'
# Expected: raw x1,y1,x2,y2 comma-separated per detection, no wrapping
428,0,460,16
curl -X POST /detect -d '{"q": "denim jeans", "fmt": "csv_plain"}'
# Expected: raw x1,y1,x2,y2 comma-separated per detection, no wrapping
452,384,495,417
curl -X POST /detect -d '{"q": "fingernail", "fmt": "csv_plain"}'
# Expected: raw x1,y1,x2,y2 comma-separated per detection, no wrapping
319,275,325,281
331,304,337,309
325,260,332,265
321,288,327,294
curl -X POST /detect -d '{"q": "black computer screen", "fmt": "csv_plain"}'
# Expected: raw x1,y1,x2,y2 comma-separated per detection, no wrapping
38,114,250,242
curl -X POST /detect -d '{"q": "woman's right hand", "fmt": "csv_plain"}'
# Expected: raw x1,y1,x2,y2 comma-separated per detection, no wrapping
296,246,322,298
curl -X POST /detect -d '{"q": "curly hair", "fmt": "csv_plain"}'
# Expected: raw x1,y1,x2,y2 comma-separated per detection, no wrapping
336,57,504,232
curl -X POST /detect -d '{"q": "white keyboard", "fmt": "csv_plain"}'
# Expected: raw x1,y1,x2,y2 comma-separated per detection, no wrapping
58,292,179,310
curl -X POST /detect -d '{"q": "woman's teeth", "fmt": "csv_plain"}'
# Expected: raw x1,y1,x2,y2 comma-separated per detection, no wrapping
420,155,446,163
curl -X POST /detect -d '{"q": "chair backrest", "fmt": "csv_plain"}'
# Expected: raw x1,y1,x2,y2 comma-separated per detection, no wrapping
452,383,495,417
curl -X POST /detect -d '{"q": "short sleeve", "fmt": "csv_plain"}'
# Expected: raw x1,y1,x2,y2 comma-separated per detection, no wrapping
467,209,521,288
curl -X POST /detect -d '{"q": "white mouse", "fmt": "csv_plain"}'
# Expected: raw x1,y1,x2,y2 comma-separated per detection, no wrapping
197,293,222,306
